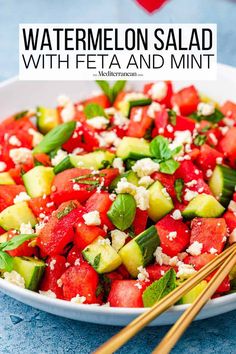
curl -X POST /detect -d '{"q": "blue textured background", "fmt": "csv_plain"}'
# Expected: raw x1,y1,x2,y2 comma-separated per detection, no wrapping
0,0,236,353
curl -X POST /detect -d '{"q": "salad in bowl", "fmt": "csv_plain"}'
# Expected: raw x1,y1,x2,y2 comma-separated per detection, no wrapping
0,79,236,309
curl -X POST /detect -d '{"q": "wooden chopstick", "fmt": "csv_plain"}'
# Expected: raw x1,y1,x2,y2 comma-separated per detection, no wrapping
153,246,236,354
94,243,236,354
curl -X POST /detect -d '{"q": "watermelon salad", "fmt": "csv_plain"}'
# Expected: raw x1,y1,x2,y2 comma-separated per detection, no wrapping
0,80,236,308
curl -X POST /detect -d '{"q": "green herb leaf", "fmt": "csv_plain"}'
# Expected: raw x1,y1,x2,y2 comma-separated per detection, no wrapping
14,110,29,120
96,80,126,103
150,136,172,162
193,134,207,146
107,194,136,231
57,201,77,220
0,251,14,272
159,159,179,175
142,269,176,307
95,283,104,297
168,110,177,126
174,178,184,203
84,103,107,119
190,108,224,124
33,121,76,154
93,253,101,270
0,234,37,252
200,125,211,133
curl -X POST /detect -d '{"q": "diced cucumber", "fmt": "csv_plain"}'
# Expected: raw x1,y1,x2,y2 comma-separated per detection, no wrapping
119,97,152,117
13,256,45,291
0,172,15,185
119,226,160,277
179,280,208,304
54,150,115,174
209,165,236,207
23,166,55,198
109,170,139,192
82,236,122,273
0,202,37,231
182,193,225,219
37,106,60,134
148,181,174,222
116,137,151,160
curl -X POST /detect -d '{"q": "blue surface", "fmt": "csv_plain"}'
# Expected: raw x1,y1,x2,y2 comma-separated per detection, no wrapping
0,0,236,353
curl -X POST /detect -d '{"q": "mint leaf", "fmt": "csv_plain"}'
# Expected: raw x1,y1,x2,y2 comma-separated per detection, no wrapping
0,234,37,252
33,121,76,154
0,251,14,272
57,201,78,219
96,80,126,103
174,178,184,203
160,159,179,175
107,194,136,231
84,103,107,119
190,108,224,123
168,110,177,126
150,136,172,162
142,269,176,307
14,110,29,120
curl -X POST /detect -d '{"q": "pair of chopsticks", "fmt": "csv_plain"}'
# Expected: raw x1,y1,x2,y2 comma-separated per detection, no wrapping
94,243,236,354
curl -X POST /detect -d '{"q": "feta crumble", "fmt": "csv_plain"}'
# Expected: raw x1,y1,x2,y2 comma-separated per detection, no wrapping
184,189,198,202
86,116,109,129
9,148,32,165
61,101,75,122
82,211,101,226
132,158,159,177
206,169,213,178
111,229,128,252
112,157,125,173
9,135,21,147
138,176,154,188
116,177,137,196
228,200,236,213
147,102,162,118
4,271,25,288
167,231,177,241
186,241,203,256
39,290,57,298
0,161,7,172
197,102,215,116
20,222,34,235
148,82,167,101
137,266,149,282
209,247,218,254
71,294,86,304
171,209,182,220
13,192,31,204
51,149,68,167
134,187,150,211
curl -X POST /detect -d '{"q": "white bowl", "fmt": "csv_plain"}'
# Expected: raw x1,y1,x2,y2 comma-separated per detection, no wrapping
0,63,236,326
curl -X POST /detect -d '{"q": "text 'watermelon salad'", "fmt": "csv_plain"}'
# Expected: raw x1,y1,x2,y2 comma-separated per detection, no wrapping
0,80,236,307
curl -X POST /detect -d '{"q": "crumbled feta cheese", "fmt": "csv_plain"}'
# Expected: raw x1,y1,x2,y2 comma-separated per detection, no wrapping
137,266,149,282
35,221,45,233
113,112,129,128
28,128,43,146
169,256,179,266
170,130,192,150
153,247,170,266
0,161,7,172
138,176,154,188
3,271,25,288
9,135,21,147
171,209,182,220
20,222,34,235
219,126,229,136
206,169,213,178
112,157,125,173
71,294,86,304
177,263,196,279
161,188,171,200
209,133,218,146
216,157,223,165
98,238,111,246
197,102,215,116
61,101,75,122
57,279,63,287
223,117,235,127
132,158,159,177
9,148,32,165
49,259,57,270
186,241,203,256
148,82,167,100
147,102,162,118
73,184,81,191
13,192,31,204
172,104,180,115
46,202,54,208
111,229,128,252
83,211,101,226
134,282,142,290
86,116,109,130
133,108,143,122
229,228,236,244
228,200,236,213
72,147,84,155
51,149,68,167
209,247,218,254
158,128,164,134
116,177,137,196
184,189,198,202
185,180,197,188
57,94,71,107
167,231,177,241
134,187,150,211
74,258,80,266
109,193,116,201
166,124,174,133
105,107,117,115
39,290,57,298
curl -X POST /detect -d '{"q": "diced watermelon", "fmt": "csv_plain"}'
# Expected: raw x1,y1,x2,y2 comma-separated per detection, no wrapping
196,144,224,176
171,85,200,116
28,195,56,219
60,263,100,304
6,230,36,257
219,127,236,168
221,101,236,120
108,280,149,307
146,264,173,281
0,185,26,212
127,106,152,138
83,94,111,108
132,208,148,235
67,246,85,266
223,210,236,233
152,171,176,199
175,160,203,183
85,191,114,230
143,81,173,107
74,220,106,250
39,255,67,299
155,214,190,257
190,218,227,254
